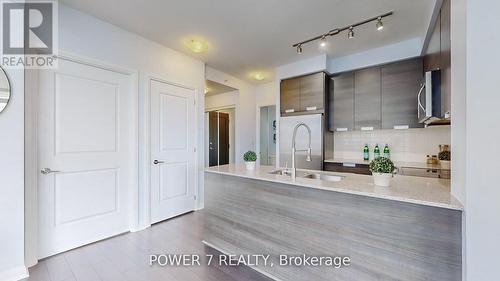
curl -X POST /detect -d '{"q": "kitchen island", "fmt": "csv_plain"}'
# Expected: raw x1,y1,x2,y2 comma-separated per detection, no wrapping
203,164,462,281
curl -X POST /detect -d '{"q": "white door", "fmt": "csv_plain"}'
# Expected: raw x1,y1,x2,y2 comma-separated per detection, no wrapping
38,58,135,258
150,80,196,223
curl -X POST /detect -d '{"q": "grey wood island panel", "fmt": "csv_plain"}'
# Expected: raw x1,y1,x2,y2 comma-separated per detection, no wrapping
203,172,462,281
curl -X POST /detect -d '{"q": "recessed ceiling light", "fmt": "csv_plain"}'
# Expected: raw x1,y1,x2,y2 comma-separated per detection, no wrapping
253,73,265,81
188,39,207,53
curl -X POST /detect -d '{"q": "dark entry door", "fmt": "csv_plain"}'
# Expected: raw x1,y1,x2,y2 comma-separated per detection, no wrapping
208,111,218,167
218,112,230,165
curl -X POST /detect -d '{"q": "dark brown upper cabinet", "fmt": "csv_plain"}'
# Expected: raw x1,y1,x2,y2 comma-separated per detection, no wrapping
280,72,326,115
354,67,381,130
280,77,300,114
328,58,425,132
423,0,451,118
329,73,354,131
381,58,424,129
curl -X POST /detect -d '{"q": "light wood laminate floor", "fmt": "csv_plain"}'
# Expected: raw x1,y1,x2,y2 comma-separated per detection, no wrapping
24,212,271,281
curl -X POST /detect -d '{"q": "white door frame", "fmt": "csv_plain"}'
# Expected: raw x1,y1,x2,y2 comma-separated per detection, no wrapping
24,51,139,267
138,74,199,230
255,102,276,167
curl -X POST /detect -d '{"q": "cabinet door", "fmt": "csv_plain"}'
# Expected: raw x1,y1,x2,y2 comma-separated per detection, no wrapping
354,68,381,130
280,77,300,114
329,73,354,131
381,58,424,129
299,72,325,111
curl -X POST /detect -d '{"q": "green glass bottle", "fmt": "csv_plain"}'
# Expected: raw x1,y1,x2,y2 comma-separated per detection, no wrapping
383,144,390,159
363,144,369,161
374,144,380,159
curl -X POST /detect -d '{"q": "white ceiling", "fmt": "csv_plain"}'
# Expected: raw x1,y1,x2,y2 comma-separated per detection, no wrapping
205,80,237,96
60,0,436,84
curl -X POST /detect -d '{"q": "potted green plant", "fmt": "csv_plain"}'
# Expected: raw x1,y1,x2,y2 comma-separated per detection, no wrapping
438,150,451,169
369,157,396,187
243,151,257,170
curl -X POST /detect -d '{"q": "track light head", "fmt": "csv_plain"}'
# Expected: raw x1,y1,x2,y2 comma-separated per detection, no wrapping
319,35,327,48
348,27,355,39
297,44,303,54
376,17,384,31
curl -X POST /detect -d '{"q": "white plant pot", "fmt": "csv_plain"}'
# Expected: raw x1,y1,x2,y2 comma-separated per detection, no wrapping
245,161,256,170
372,172,393,187
439,160,450,170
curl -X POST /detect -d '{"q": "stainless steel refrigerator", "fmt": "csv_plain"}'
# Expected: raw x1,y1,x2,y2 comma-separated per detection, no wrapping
279,114,323,170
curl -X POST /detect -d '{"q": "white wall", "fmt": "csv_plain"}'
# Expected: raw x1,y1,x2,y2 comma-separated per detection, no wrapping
465,0,500,280
206,67,257,163
205,90,238,110
58,4,206,228
255,82,276,106
0,68,27,280
327,38,422,74
451,0,467,205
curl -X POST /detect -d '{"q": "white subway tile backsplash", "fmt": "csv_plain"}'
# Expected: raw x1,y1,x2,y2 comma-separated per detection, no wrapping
332,126,451,162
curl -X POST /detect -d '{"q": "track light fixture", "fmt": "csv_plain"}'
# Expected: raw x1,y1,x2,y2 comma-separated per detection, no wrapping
348,27,354,39
319,35,327,48
297,44,303,54
292,11,392,53
376,17,384,31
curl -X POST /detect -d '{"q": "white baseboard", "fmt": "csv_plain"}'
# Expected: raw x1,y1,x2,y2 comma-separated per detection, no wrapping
0,265,29,281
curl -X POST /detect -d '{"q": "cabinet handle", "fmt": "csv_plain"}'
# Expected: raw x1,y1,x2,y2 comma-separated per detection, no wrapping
361,127,374,131
336,128,348,132
305,106,317,111
393,125,409,130
417,83,426,118
285,109,295,113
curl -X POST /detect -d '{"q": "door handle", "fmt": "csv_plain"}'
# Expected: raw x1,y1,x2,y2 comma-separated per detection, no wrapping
41,168,60,174
153,160,164,165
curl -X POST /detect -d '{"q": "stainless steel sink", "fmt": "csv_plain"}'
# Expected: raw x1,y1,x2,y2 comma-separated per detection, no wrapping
268,169,290,176
300,173,344,182
269,169,344,182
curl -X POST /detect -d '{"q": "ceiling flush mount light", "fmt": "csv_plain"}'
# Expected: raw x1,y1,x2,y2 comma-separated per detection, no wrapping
376,17,384,31
348,27,355,39
188,39,207,53
292,11,392,54
253,73,265,81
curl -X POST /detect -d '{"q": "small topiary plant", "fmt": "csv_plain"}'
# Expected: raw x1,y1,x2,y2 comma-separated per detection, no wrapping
438,150,451,161
369,157,395,174
243,151,257,162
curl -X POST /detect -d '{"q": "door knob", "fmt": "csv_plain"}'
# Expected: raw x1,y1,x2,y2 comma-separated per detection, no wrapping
153,160,164,165
41,168,60,174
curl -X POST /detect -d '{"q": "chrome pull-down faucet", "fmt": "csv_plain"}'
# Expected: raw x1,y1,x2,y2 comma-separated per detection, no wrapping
291,123,312,180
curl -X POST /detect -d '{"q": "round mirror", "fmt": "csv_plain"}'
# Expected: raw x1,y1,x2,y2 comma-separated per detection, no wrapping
0,67,10,113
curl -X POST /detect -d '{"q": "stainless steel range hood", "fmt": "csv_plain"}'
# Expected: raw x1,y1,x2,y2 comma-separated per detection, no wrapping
418,70,450,125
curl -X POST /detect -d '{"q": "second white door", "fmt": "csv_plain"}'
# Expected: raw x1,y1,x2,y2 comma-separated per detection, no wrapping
150,80,196,223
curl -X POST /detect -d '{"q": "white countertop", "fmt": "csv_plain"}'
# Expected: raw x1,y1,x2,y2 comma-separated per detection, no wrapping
324,158,450,170
205,164,463,211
